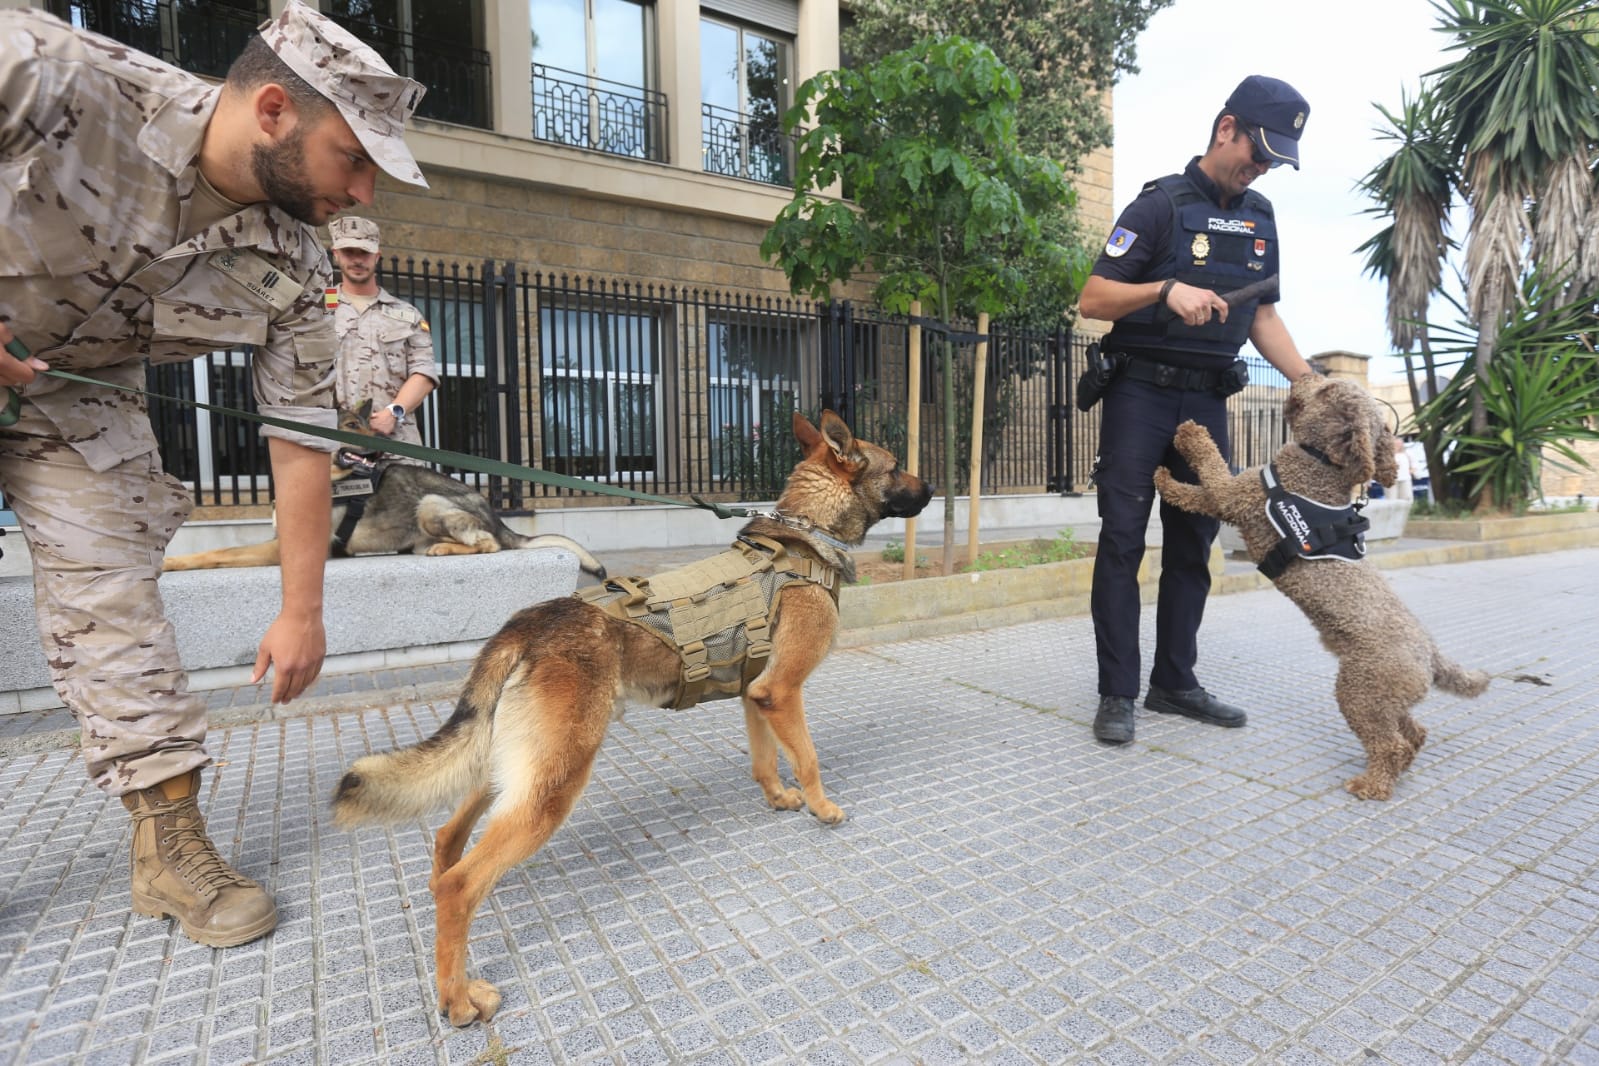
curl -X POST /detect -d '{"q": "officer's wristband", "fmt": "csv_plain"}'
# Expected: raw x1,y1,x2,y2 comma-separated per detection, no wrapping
1158,279,1177,307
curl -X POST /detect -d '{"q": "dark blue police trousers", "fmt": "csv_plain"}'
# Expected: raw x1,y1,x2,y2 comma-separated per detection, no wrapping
1090,377,1231,698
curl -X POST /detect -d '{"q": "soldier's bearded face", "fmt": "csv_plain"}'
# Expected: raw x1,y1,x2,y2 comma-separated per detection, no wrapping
252,125,321,224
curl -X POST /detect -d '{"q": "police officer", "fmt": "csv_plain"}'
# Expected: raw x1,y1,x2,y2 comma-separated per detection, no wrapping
0,1,426,946
328,216,438,459
1078,75,1318,746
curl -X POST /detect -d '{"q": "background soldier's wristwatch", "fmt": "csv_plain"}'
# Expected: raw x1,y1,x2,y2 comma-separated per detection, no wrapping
387,402,407,426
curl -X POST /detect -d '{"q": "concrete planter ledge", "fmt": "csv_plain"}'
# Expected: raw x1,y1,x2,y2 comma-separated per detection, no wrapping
0,548,580,711
1406,509,1599,541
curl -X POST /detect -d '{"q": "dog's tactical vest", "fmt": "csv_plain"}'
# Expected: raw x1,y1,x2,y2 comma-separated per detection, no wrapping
575,534,841,710
1257,464,1370,579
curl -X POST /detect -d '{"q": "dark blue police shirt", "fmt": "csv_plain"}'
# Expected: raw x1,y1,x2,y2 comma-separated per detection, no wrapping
1090,158,1281,304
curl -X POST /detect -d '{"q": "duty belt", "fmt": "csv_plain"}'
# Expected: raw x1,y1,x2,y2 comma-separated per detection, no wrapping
1122,359,1230,392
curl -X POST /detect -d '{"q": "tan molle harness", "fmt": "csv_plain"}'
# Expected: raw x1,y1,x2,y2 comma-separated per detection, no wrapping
575,533,841,710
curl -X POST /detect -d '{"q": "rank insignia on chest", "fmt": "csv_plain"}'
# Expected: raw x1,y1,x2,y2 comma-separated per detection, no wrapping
1191,233,1211,260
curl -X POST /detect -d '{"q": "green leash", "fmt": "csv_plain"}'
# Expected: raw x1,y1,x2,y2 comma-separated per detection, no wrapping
0,339,758,519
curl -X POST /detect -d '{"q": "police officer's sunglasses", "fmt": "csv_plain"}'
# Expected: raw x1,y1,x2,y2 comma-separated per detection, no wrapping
1244,128,1284,169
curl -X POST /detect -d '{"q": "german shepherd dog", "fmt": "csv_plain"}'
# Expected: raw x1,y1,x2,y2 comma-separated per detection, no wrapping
331,410,932,1026
163,403,605,577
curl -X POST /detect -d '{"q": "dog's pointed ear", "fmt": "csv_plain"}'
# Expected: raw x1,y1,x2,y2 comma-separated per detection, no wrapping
793,410,821,450
818,410,861,469
356,398,374,419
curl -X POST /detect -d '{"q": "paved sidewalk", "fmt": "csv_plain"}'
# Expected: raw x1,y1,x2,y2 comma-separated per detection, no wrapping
2,550,1598,1064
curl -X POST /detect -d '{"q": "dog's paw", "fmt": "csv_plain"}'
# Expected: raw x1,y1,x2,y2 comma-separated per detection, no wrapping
1152,466,1176,495
441,979,502,1027
810,800,846,826
1344,774,1394,801
765,786,805,812
1173,420,1209,450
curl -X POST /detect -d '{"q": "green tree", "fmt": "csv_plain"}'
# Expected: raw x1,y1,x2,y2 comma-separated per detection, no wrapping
1357,0,1599,510
840,0,1172,326
760,35,1089,570
1355,86,1459,503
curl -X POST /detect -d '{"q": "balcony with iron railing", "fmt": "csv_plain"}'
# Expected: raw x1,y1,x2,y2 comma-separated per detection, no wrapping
700,102,797,188
531,65,669,163
326,13,492,129
50,0,261,79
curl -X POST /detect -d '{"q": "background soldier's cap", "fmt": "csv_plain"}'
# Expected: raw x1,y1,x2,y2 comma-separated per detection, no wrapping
1224,75,1309,170
257,0,429,187
329,216,381,252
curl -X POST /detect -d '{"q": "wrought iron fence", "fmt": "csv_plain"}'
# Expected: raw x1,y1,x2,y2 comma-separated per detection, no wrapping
145,263,1291,513
48,0,264,79
701,102,795,187
533,65,668,162
327,13,491,128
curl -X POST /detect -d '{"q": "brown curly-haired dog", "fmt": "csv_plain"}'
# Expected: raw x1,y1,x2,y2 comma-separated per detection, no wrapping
1153,375,1489,800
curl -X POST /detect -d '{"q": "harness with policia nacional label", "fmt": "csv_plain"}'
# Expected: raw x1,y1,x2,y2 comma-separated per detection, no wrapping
576,533,841,710
329,449,386,557
1256,462,1370,580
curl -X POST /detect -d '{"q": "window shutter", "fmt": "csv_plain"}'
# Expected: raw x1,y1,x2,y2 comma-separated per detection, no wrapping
699,0,798,36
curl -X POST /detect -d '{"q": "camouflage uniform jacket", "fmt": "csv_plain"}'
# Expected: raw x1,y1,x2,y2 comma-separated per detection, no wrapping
0,10,338,474
332,287,437,452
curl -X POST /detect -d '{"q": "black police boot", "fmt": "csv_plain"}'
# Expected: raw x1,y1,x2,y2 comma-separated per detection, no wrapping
1093,696,1136,745
1144,685,1247,728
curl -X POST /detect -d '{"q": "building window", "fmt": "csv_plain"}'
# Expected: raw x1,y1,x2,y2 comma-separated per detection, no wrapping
326,0,492,128
531,0,665,161
700,16,792,186
48,0,265,79
540,305,660,479
706,313,804,491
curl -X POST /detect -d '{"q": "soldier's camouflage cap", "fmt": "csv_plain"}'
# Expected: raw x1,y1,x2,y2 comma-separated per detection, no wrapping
329,215,381,252
257,0,429,187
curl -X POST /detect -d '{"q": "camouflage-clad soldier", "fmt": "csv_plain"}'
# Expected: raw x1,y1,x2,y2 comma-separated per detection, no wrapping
0,1,426,947
328,216,438,459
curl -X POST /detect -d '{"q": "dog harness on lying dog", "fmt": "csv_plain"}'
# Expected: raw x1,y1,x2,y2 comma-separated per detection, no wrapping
575,533,842,709
1256,463,1370,579
330,450,385,557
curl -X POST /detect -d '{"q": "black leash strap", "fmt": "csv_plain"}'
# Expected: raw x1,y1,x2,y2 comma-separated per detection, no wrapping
7,363,760,519
909,316,990,346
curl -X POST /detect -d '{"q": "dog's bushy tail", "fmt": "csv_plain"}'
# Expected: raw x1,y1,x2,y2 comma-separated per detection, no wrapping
508,532,607,579
1432,647,1491,698
331,642,520,827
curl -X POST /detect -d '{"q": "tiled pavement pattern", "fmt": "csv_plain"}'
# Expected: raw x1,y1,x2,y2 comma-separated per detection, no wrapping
2,550,1598,1065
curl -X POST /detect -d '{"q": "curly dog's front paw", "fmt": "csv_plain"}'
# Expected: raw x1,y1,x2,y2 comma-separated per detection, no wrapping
1172,420,1214,459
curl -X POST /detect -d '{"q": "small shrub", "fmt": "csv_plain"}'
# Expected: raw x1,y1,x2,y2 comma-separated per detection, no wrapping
966,528,1086,572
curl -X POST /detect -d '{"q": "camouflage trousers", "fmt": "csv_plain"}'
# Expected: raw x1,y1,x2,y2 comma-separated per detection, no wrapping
0,403,207,796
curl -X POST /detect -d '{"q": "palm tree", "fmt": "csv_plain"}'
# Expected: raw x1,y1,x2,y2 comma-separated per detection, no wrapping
1429,0,1599,459
1355,86,1459,502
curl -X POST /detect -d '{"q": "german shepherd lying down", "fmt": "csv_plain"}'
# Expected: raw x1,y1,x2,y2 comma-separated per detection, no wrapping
163,403,604,578
331,410,932,1026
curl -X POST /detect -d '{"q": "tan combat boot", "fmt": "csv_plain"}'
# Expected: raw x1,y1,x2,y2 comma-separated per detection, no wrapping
121,769,278,947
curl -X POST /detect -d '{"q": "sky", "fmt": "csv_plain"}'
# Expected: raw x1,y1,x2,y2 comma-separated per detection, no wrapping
1108,0,1461,383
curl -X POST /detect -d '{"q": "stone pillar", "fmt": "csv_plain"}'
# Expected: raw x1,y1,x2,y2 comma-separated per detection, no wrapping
658,0,700,171
1309,350,1371,386
489,0,533,138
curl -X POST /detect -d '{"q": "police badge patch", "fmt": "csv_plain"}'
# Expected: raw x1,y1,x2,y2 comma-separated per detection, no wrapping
1191,233,1211,261
1104,227,1138,258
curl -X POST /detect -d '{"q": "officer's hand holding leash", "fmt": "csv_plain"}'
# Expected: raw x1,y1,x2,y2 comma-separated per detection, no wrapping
0,322,52,427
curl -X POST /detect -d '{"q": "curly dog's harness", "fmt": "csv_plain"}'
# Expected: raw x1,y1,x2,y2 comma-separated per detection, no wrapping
1256,462,1369,579
576,533,841,709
